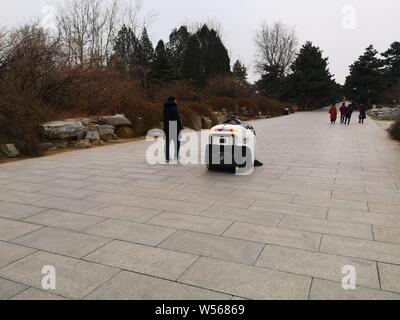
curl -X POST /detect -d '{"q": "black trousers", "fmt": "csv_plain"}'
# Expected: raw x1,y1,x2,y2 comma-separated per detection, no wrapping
345,116,351,125
341,114,346,124
165,134,181,161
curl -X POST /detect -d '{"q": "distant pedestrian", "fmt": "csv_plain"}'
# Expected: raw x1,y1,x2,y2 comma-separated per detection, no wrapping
329,104,338,124
359,104,367,124
163,97,183,162
345,104,354,125
340,103,347,124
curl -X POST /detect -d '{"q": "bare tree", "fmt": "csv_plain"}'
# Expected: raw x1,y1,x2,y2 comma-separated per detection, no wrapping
55,0,150,68
255,22,298,75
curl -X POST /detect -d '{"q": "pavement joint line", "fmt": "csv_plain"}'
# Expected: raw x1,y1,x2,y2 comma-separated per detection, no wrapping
307,278,314,301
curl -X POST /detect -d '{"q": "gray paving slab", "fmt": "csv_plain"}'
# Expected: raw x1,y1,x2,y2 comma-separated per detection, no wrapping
159,230,265,265
179,257,312,300
0,278,27,300
85,240,198,281
12,227,112,259
0,251,119,299
202,206,282,227
280,215,373,240
255,245,380,289
148,212,232,235
310,279,400,300
86,271,232,300
0,241,36,268
0,218,42,241
224,222,321,251
378,263,400,294
0,201,46,220
83,204,161,223
320,235,400,265
11,288,68,300
85,218,176,246
31,197,100,213
24,210,105,232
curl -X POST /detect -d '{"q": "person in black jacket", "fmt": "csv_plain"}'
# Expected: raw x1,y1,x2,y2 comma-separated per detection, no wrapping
345,103,354,125
163,97,183,162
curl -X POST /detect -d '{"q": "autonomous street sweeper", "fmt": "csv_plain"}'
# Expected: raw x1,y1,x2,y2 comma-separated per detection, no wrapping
206,116,262,171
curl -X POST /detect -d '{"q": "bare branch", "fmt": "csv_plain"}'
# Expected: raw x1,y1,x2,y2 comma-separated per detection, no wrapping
255,21,298,75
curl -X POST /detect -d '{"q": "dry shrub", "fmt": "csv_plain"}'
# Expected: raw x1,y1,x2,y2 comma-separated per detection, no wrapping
0,95,53,156
150,81,202,102
388,119,400,141
205,76,254,98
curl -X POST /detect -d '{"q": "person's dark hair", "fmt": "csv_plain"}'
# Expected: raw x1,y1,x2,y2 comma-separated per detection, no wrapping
167,96,176,103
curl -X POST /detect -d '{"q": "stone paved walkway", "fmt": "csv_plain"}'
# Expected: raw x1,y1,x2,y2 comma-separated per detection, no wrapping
1,107,400,300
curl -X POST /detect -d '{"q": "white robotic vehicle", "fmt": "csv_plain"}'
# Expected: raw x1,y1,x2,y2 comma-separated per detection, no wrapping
205,116,257,171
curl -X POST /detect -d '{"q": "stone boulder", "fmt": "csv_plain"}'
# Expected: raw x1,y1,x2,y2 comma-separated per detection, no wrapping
99,114,132,127
86,130,101,142
75,139,91,149
95,125,118,141
42,120,87,140
0,144,20,158
116,126,135,139
367,107,400,121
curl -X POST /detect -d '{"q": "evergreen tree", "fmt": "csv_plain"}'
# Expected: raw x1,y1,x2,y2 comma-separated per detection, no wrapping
256,64,285,98
232,59,248,82
183,25,230,86
286,41,336,109
137,27,154,67
113,25,139,76
166,26,190,79
150,40,174,84
382,42,400,99
344,45,383,105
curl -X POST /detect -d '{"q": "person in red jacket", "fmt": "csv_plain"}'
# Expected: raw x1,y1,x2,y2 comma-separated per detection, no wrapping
339,103,347,124
329,104,338,124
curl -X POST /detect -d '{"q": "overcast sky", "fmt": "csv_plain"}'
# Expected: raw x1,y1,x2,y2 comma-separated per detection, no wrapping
1,0,399,84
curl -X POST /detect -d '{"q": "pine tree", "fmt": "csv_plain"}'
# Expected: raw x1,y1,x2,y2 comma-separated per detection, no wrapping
150,40,174,84
232,59,248,82
113,25,139,76
382,42,400,91
286,41,335,109
344,45,383,105
256,64,285,98
183,25,230,86
167,26,190,79
137,27,154,67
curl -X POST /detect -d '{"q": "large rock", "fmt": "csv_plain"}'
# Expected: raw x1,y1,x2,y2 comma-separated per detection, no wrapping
86,130,101,142
116,126,135,139
42,120,87,140
99,114,132,127
75,139,91,149
0,144,20,158
367,107,400,121
96,125,118,141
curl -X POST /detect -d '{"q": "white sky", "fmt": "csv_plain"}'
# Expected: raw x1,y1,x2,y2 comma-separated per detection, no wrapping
0,0,399,84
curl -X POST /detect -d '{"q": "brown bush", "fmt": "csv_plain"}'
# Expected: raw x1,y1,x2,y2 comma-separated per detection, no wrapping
388,119,400,141
0,95,53,156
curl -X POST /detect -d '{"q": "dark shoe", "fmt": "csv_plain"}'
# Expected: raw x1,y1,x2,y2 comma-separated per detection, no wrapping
254,160,264,167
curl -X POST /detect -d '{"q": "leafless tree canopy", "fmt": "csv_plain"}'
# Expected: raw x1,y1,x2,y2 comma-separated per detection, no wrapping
255,22,298,75
55,0,149,68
